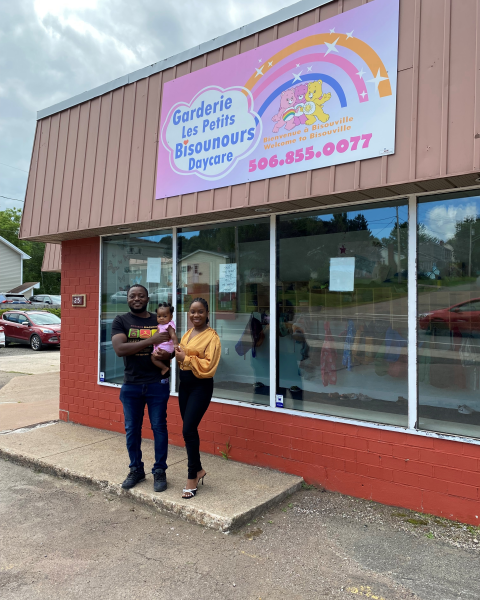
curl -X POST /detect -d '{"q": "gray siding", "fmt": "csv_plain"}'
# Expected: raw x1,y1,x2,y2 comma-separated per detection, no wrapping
0,244,22,292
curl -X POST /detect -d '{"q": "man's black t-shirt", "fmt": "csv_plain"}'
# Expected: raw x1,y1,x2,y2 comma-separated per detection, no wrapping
111,312,169,384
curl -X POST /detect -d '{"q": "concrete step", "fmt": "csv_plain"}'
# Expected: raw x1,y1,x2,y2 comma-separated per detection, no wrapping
0,421,303,531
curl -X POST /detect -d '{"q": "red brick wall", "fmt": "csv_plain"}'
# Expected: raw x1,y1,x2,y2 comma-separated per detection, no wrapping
61,237,480,526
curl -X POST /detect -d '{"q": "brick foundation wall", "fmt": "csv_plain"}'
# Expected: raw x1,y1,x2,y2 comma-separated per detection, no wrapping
61,237,480,526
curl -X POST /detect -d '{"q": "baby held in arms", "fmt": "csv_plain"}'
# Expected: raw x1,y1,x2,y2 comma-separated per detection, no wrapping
151,302,179,376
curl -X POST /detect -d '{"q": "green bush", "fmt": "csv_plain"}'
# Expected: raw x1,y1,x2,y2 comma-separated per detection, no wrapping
0,307,61,319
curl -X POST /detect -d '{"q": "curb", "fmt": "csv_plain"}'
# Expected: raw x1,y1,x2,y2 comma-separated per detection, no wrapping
0,447,303,531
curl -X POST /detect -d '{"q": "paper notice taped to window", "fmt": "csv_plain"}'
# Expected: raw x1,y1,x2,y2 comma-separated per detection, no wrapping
330,257,355,292
146,257,161,283
219,263,237,293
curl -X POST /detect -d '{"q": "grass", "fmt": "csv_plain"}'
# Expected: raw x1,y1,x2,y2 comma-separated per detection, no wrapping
219,439,232,460
405,518,429,526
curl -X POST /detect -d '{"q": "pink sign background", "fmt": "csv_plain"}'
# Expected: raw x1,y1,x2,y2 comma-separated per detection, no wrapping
156,0,399,199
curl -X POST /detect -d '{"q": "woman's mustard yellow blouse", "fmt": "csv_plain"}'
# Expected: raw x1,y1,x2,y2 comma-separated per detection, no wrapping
179,328,221,379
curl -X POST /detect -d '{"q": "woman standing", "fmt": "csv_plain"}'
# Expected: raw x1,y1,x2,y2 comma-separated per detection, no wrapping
175,298,221,499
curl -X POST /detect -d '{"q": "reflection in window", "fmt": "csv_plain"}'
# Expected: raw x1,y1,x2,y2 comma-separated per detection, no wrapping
277,202,408,426
100,231,173,384
418,192,480,438
177,219,270,404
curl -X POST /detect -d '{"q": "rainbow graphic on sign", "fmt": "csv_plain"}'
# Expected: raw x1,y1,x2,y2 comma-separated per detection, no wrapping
282,109,296,122
157,0,399,199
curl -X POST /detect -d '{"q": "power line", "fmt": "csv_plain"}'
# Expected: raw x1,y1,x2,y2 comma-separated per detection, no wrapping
0,162,28,173
0,195,24,203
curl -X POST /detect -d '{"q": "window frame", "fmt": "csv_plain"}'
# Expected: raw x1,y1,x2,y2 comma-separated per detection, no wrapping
96,190,480,447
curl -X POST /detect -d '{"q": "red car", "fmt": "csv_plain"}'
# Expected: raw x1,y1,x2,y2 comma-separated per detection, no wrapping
1,310,61,350
419,298,480,336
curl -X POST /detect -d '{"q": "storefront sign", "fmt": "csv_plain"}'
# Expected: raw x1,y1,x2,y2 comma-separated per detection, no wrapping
157,0,398,198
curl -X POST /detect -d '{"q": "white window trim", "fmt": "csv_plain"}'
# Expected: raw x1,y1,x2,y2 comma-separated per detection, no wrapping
407,194,418,430
96,187,480,446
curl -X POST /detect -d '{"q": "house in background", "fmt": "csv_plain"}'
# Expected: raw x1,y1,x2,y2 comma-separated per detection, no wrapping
0,235,36,297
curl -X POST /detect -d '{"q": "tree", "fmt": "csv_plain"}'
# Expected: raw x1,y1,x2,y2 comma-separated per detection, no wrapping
0,208,61,294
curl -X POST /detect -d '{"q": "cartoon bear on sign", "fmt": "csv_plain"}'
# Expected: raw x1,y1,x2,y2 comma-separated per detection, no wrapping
305,80,331,125
271,88,297,133
293,83,308,126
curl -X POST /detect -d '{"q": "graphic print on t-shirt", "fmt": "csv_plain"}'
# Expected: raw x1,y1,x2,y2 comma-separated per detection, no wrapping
127,326,156,355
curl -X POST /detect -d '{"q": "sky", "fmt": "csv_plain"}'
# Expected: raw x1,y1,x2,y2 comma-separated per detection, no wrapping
0,0,298,212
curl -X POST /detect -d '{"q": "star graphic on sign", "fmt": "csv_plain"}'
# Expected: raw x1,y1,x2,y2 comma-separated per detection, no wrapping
292,71,303,83
258,58,262,63
268,61,273,67
360,90,368,99
255,66,264,77
324,37,340,56
307,66,312,72
340,245,346,254
329,27,335,34
367,68,389,94
356,68,366,79
346,30,354,39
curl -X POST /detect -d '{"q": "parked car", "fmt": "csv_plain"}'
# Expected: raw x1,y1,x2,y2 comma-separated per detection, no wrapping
28,294,61,305
1,310,61,350
0,324,5,348
1,293,31,304
419,297,480,336
110,291,128,304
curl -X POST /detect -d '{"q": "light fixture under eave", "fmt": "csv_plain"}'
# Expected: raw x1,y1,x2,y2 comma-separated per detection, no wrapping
475,176,480,183
254,207,272,213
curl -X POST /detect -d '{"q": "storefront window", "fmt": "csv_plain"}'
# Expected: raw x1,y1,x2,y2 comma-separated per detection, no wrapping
418,192,480,438
277,202,409,426
100,230,173,384
177,219,270,404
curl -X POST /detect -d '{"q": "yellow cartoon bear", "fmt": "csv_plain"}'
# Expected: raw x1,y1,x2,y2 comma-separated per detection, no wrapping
305,80,331,125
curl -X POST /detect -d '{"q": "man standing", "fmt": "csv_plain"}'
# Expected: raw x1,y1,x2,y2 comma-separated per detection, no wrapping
111,285,173,492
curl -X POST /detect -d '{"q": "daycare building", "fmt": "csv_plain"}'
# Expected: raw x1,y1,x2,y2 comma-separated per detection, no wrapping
24,0,480,524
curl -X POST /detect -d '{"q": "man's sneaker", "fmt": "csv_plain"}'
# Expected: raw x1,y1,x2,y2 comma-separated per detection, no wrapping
153,469,167,492
121,467,146,489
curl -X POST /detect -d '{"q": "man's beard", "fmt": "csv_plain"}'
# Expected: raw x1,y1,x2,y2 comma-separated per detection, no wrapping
129,303,148,314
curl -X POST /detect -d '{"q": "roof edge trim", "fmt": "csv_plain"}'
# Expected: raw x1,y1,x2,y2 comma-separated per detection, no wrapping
37,0,333,120
0,235,31,259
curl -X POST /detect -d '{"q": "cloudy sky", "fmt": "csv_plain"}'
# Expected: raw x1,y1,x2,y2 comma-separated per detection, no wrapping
0,0,298,211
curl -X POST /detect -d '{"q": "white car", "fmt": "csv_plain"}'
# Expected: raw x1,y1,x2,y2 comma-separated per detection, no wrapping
0,324,5,348
110,291,128,304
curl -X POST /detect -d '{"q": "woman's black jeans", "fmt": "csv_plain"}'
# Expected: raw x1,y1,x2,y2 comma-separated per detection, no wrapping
178,370,213,480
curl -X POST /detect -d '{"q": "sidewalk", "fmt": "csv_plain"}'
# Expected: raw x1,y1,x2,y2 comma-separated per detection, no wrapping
0,421,302,531
0,371,59,431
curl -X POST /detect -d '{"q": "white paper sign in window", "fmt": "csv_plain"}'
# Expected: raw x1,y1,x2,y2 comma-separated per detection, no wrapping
219,263,237,293
146,257,161,283
330,257,355,292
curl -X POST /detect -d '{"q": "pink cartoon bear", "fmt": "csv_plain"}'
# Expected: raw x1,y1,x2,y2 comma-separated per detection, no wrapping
293,83,308,126
271,88,296,133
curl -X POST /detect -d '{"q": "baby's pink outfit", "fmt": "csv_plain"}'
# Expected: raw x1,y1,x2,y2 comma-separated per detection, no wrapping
153,320,176,353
